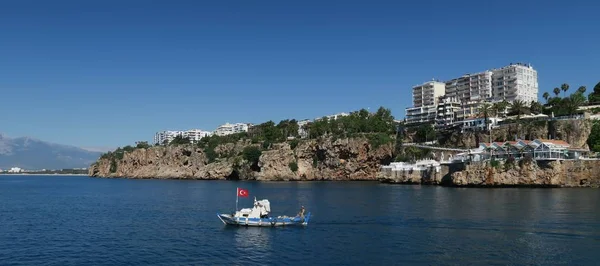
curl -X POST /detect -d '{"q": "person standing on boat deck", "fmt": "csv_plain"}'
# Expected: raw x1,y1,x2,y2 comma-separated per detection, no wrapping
298,206,305,218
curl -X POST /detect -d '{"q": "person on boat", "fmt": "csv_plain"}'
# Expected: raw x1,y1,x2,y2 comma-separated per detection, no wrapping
297,206,306,218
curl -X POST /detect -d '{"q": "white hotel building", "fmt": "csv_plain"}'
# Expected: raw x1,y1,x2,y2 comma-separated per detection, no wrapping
154,129,213,145
214,123,250,136
405,63,539,126
405,81,446,124
492,63,538,103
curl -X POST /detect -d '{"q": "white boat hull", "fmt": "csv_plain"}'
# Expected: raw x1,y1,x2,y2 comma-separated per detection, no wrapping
217,213,311,227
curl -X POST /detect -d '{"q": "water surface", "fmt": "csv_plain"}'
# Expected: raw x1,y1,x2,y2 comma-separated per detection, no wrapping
0,175,598,265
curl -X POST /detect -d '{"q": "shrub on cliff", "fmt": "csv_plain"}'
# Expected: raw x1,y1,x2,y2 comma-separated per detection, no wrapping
135,141,151,149
587,120,600,153
367,133,393,149
170,136,191,145
289,139,300,150
243,146,262,164
289,161,298,172
109,158,118,173
307,106,396,139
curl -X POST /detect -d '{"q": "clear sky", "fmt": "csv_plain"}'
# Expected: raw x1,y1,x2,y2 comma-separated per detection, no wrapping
1,0,599,150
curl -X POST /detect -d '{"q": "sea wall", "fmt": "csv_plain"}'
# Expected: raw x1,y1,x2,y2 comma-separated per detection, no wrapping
378,160,600,187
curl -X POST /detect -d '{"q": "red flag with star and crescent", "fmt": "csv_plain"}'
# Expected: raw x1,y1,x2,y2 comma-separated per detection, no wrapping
237,188,249,197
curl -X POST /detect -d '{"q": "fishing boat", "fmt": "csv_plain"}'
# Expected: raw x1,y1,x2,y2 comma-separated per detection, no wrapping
217,188,311,227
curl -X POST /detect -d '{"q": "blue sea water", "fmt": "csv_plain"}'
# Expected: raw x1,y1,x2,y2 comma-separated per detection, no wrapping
0,175,599,265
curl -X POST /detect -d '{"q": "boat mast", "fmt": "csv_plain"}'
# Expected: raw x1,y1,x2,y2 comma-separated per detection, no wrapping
235,187,239,211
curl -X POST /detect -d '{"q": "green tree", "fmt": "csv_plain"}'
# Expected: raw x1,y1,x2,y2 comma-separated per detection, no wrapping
529,101,543,114
478,103,492,130
561,83,570,97
509,100,529,119
288,161,298,172
170,135,191,145
553,87,561,97
135,141,151,149
587,120,600,152
415,124,435,143
243,146,262,170
542,92,550,103
577,86,587,95
564,92,585,115
589,82,600,103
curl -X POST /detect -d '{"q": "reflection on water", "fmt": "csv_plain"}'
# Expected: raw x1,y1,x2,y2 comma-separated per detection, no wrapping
233,227,272,250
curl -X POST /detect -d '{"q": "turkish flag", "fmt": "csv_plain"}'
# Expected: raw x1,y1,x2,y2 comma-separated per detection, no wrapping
237,188,249,197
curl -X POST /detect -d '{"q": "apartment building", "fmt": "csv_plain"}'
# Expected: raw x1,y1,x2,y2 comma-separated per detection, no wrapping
154,130,183,145
412,81,446,108
315,112,350,122
492,63,538,103
405,105,438,125
445,71,493,102
405,63,538,127
183,129,213,142
435,96,461,128
154,129,213,144
214,123,250,136
405,81,446,124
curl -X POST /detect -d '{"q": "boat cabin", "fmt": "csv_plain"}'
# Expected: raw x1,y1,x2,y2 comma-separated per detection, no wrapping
235,198,271,219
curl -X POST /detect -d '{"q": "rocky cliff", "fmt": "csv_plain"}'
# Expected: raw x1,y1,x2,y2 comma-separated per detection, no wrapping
89,137,394,181
450,160,600,187
437,119,592,149
378,160,600,188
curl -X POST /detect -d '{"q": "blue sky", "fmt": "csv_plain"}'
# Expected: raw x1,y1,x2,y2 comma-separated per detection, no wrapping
1,0,599,150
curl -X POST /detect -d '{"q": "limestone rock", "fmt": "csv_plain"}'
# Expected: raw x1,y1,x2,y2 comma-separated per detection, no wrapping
89,137,394,181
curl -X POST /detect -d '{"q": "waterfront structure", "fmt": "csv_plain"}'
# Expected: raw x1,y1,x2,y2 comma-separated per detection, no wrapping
474,139,586,160
491,63,538,103
8,167,22,173
380,160,441,176
215,123,250,136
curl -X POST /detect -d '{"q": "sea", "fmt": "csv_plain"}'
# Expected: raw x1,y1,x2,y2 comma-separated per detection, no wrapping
1,175,599,265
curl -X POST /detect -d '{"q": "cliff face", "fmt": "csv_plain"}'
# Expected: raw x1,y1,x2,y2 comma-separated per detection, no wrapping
377,160,600,188
437,119,592,149
89,137,394,181
450,160,600,187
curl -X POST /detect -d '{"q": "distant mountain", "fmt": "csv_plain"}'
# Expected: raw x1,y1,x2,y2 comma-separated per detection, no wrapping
0,133,102,170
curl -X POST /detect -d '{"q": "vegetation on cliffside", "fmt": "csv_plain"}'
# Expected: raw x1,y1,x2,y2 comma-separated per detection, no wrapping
93,106,399,176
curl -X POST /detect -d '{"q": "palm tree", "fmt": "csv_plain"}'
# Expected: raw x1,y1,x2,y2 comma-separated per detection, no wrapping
510,99,528,119
543,92,550,103
561,83,570,97
495,100,510,118
491,103,500,118
530,101,543,114
565,92,585,116
553,87,561,97
578,86,587,94
479,103,492,131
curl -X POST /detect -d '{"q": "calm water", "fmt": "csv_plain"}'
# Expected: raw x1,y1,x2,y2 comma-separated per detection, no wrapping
0,175,599,265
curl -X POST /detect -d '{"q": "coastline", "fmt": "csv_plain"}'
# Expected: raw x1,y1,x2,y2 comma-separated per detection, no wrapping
0,173,88,176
